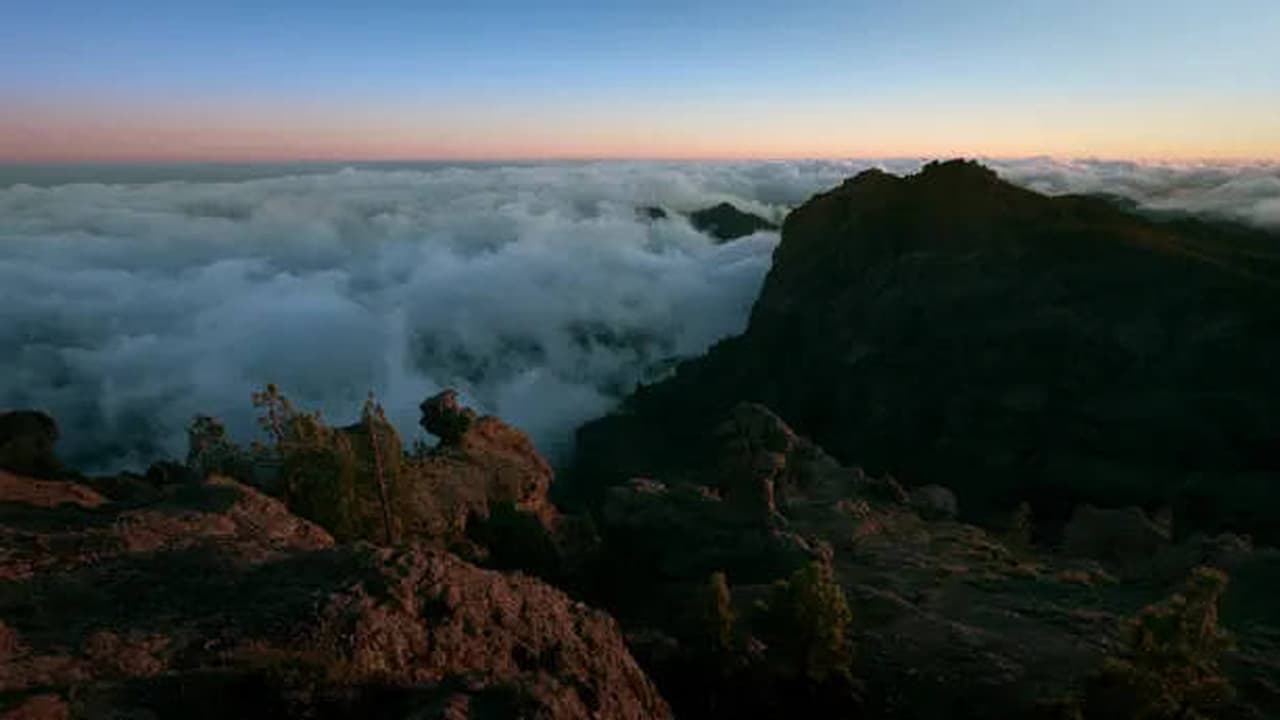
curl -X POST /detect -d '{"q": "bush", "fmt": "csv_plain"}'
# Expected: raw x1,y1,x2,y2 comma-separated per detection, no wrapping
1083,567,1235,720
252,385,402,543
703,571,736,655
761,561,853,683
186,415,250,480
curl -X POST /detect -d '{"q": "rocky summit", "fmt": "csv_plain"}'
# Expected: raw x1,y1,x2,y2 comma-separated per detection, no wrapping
4,161,1280,719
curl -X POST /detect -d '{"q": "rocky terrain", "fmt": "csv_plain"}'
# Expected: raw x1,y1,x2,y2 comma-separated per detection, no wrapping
4,161,1280,719
0,410,667,720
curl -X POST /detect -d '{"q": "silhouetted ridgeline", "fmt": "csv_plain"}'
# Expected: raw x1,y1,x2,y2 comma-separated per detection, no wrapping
576,159,1280,544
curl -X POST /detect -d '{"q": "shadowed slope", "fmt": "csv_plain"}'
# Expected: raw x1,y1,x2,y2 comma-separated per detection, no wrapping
574,160,1280,540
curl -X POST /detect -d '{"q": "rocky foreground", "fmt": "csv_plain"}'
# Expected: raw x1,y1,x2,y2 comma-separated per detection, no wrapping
4,161,1280,719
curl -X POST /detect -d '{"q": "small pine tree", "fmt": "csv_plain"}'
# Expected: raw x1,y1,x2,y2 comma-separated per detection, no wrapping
252,383,293,448
703,571,736,654
186,414,247,480
764,561,854,683
253,386,368,541
1084,566,1235,720
1003,501,1035,554
361,392,396,545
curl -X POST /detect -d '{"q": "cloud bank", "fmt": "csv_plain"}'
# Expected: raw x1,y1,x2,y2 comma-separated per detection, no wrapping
1,159,1276,471
990,158,1280,229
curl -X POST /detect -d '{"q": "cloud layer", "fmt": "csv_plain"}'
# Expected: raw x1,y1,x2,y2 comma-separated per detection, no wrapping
1,159,1276,471
991,158,1280,229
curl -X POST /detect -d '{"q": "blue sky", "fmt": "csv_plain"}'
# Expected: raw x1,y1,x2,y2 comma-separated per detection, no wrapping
3,0,1278,160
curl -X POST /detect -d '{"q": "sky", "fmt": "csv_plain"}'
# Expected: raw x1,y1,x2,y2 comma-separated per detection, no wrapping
2,0,1279,162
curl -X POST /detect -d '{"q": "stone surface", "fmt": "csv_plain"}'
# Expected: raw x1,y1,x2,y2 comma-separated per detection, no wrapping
1061,505,1170,576
0,473,668,719
0,412,62,480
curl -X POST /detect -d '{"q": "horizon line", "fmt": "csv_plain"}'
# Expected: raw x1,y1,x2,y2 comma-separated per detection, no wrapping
4,152,1280,167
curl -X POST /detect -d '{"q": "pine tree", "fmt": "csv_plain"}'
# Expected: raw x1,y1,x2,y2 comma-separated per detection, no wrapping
764,561,853,683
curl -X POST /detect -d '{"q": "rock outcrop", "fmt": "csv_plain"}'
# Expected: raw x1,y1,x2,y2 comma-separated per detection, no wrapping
0,412,62,481
403,390,557,542
1061,505,1170,576
582,404,1280,719
0,469,669,719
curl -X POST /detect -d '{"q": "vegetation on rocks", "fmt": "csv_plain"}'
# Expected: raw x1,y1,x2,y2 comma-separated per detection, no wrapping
1082,567,1235,720
761,561,854,684
702,571,736,655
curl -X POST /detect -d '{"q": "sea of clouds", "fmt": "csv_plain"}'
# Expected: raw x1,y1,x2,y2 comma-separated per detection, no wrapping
1,158,1276,471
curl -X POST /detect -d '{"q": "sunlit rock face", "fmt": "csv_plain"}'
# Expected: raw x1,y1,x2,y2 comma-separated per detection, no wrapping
0,467,670,719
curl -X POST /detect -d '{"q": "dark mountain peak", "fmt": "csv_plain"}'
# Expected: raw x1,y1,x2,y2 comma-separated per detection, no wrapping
914,158,1001,184
579,165,1280,548
638,205,668,221
836,167,900,191
688,201,778,243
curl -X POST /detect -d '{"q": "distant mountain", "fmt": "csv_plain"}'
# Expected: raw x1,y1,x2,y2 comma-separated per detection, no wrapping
688,202,779,242
577,159,1280,542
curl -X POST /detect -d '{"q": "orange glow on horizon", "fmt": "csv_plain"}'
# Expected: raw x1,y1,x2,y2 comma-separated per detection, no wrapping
3,100,1279,164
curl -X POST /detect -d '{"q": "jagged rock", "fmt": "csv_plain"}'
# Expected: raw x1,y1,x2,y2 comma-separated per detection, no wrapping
578,398,1280,718
688,202,778,242
420,390,479,445
600,477,819,589
405,390,557,542
0,472,669,719
714,404,796,517
910,484,958,521
0,411,62,480
1061,505,1171,575
713,403,907,517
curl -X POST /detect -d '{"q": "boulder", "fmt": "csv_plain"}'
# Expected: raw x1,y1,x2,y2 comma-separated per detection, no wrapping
0,411,62,480
1061,505,1170,574
910,484,959,521
420,390,478,445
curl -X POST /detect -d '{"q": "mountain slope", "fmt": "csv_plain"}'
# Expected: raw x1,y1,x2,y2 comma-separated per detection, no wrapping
575,160,1280,540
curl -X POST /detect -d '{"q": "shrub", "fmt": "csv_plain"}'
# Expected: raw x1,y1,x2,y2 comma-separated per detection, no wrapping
1083,566,1234,719
252,385,386,542
703,571,736,654
762,561,853,683
186,414,249,480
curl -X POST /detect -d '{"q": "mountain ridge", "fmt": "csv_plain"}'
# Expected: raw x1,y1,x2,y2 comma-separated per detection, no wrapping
574,159,1280,542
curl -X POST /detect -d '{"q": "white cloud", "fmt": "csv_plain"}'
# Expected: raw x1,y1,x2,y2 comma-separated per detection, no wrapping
0,162,866,469
989,157,1280,228
2,159,1275,471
